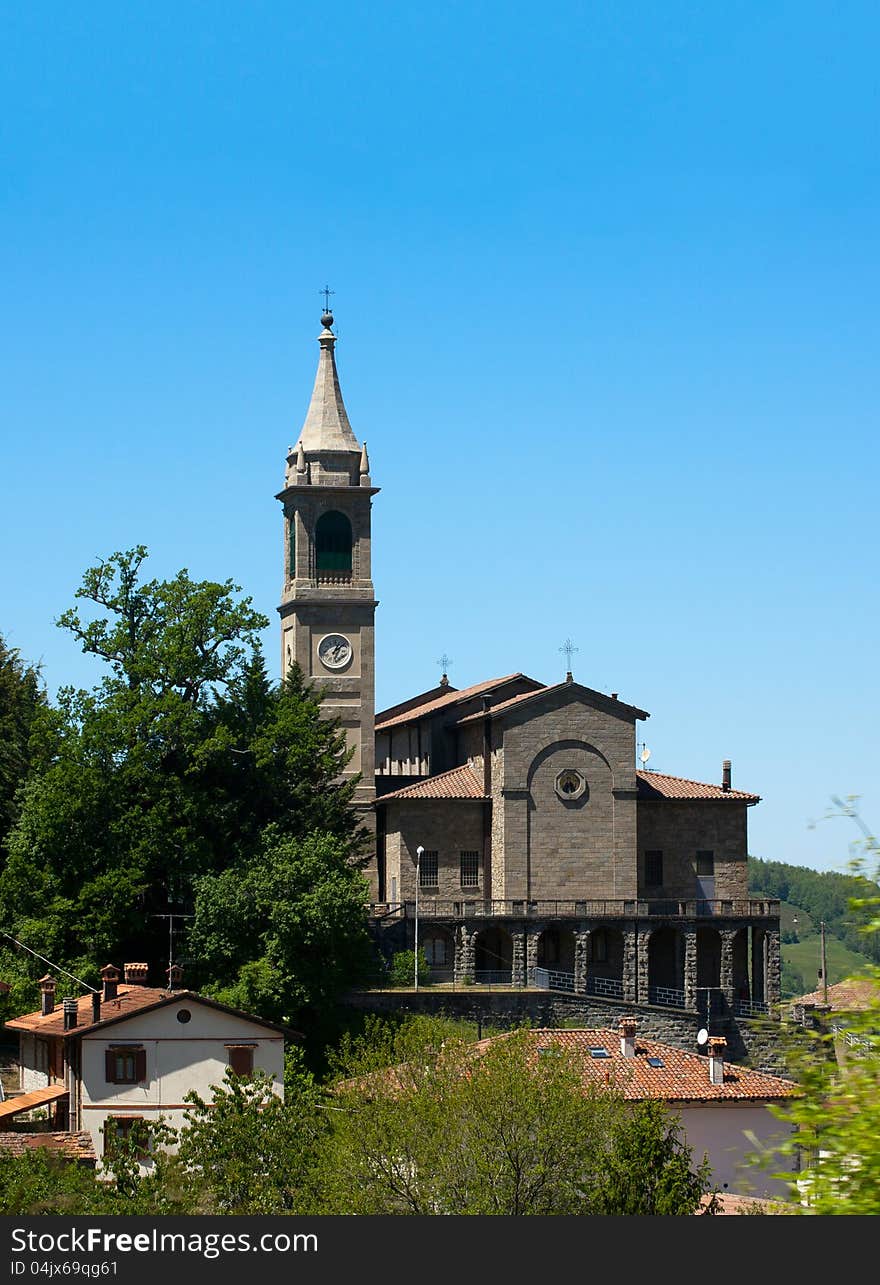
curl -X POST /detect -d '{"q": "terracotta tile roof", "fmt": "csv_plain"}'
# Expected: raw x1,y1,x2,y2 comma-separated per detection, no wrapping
375,683,459,725
789,977,879,1010
469,1029,799,1103
0,1131,96,1163
378,764,487,802
456,680,649,725
5,987,294,1039
375,674,542,731
636,770,760,803
0,1085,68,1122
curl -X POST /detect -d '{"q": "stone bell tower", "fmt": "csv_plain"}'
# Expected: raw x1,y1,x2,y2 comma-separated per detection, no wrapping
276,307,378,813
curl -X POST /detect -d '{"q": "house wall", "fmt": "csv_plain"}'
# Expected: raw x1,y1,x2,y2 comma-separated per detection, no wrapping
383,801,486,900
497,694,639,901
78,997,284,1166
636,801,749,899
18,1034,48,1093
678,1101,795,1198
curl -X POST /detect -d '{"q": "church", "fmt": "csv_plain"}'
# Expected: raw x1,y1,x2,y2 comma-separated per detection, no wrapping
275,309,781,1017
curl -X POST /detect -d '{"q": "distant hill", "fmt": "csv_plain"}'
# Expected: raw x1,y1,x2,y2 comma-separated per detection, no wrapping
748,856,880,998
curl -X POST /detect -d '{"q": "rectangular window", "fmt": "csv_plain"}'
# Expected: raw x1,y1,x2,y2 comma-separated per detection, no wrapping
696,850,715,877
103,1115,146,1159
105,1046,146,1085
460,850,480,888
645,850,663,886
419,850,438,888
227,1045,256,1077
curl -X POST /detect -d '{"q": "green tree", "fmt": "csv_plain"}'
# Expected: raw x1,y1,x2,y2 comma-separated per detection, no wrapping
318,1018,716,1215
0,633,47,857
0,548,366,992
592,1098,718,1215
173,1058,325,1213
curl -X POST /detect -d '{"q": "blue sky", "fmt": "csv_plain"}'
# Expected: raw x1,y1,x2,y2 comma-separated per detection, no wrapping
1,2,877,874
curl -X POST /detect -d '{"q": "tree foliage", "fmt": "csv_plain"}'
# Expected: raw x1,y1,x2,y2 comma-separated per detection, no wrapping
749,854,880,965
0,633,47,857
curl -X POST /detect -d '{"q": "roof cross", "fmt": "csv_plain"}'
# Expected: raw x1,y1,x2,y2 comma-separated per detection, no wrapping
320,284,335,312
559,637,578,677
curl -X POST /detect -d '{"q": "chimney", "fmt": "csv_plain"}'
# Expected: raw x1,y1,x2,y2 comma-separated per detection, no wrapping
722,760,731,792
39,974,56,1017
91,992,102,1023
123,962,149,986
100,964,120,1001
619,1016,637,1058
481,694,493,712
62,997,78,1031
708,1036,726,1085
166,963,184,992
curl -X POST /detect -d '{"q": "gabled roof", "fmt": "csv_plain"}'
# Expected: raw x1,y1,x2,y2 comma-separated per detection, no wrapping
376,683,458,726
378,764,487,802
472,1029,799,1103
375,674,543,732
789,977,879,1011
5,986,295,1039
456,680,649,726
636,770,760,803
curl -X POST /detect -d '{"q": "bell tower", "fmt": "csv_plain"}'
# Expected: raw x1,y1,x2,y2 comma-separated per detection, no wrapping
276,307,378,813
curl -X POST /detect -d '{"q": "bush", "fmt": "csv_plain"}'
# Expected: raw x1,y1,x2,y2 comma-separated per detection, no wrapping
388,950,429,987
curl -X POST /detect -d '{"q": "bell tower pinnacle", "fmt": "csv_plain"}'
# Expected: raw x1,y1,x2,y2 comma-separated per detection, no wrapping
276,306,378,814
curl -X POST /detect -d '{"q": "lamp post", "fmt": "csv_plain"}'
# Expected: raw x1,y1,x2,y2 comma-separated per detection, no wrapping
414,845,424,991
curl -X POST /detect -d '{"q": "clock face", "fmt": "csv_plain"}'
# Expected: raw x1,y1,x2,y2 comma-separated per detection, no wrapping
318,633,353,670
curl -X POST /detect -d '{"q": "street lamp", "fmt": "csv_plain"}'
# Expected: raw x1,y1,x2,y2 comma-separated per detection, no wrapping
414,845,424,991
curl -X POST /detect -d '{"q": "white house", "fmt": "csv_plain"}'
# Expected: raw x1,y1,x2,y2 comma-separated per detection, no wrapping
3,962,289,1166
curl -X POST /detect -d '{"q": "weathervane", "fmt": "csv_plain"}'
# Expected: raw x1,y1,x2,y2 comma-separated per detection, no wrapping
559,637,578,680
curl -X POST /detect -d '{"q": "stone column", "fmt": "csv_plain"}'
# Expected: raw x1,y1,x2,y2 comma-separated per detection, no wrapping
574,929,591,995
683,927,698,1011
454,925,475,985
525,929,539,984
511,928,526,988
637,928,651,1005
720,928,737,1008
622,927,638,1004
765,928,781,1009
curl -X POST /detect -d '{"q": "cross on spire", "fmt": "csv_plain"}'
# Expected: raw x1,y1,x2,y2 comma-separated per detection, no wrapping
559,637,578,681
320,284,335,312
437,653,452,686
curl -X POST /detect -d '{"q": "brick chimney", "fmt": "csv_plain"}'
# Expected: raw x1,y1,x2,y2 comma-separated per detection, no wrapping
708,1036,726,1085
619,1016,637,1058
123,962,149,986
91,991,102,1023
62,997,78,1031
722,760,731,792
39,974,56,1017
166,963,184,992
100,964,120,1001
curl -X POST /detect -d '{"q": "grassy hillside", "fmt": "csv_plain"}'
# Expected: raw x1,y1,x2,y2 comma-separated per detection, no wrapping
749,856,880,998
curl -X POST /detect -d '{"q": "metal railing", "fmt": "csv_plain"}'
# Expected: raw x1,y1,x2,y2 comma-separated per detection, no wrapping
371,898,779,921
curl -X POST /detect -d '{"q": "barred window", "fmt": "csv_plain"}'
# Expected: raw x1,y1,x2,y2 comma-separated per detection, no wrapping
460,850,480,888
419,850,438,888
645,850,663,886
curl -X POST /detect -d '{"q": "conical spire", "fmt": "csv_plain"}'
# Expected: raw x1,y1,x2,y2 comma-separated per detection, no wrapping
297,310,360,452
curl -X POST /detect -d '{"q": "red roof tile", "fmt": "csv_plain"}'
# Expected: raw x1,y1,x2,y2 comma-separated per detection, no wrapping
5,987,293,1039
637,770,760,803
375,674,542,731
0,1131,96,1163
789,977,879,1010
471,1029,798,1102
379,764,487,801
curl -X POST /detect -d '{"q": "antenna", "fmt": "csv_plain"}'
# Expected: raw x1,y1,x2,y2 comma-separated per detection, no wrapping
696,1028,709,1047
639,743,652,766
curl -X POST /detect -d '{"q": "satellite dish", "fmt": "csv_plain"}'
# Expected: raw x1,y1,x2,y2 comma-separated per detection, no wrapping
696,1028,709,1047
639,747,652,764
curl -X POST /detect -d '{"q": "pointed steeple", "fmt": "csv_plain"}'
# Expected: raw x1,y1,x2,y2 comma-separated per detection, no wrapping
298,309,360,452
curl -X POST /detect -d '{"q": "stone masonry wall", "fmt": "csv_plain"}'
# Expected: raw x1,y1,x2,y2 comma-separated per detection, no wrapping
384,800,485,900
636,800,749,899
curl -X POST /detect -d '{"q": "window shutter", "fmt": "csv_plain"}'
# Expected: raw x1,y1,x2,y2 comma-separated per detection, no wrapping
228,1046,254,1076
135,1048,147,1082
105,1050,117,1082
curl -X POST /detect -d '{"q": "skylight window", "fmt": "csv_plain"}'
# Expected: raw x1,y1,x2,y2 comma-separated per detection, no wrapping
647,1057,664,1068
589,1047,611,1059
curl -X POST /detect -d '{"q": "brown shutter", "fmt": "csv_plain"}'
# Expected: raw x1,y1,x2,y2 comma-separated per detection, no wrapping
105,1050,117,1082
135,1048,147,1082
228,1046,254,1076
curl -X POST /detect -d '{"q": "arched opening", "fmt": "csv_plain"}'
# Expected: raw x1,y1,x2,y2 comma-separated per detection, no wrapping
648,927,684,1007
474,926,513,984
537,926,575,974
315,510,352,576
696,926,722,1021
586,926,624,999
422,928,454,980
732,927,751,1008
